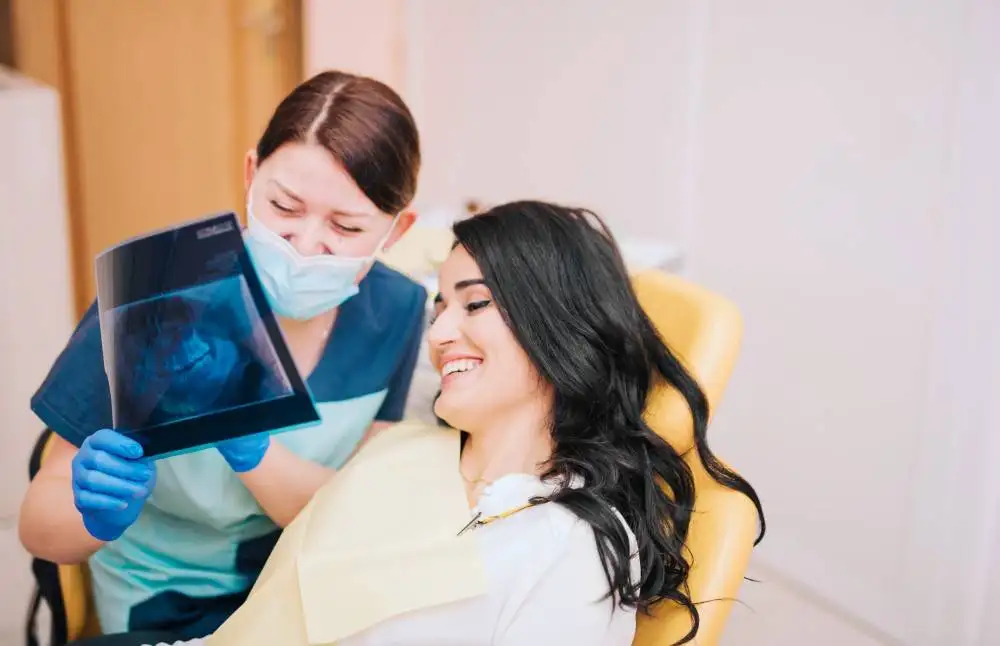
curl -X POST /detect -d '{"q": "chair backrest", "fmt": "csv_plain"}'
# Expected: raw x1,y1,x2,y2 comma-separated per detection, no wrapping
630,271,758,646
28,430,101,645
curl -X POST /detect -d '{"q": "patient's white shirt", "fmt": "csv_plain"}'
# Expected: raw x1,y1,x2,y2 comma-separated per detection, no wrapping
159,473,638,646
343,473,639,645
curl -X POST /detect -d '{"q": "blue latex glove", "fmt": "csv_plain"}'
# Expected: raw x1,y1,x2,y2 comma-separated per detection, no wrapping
216,432,271,473
71,429,156,542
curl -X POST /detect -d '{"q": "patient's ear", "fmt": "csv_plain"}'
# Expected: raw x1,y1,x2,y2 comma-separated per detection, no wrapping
382,210,417,252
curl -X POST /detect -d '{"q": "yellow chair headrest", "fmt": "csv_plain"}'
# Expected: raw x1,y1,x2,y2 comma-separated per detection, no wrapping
633,271,743,454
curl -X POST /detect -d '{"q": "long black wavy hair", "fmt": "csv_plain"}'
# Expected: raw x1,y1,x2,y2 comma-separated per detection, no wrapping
447,201,765,644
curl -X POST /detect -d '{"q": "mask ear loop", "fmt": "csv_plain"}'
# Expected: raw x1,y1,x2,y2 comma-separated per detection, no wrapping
245,181,259,230
345,214,400,284
365,214,401,270
376,214,400,254
245,172,257,210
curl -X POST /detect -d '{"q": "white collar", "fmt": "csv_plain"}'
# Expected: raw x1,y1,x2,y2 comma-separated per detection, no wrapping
473,472,583,516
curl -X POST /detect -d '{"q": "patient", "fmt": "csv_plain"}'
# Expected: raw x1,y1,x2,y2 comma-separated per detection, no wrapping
82,200,764,646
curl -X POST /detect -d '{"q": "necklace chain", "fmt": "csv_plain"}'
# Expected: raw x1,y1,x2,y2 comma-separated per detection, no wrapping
457,502,539,536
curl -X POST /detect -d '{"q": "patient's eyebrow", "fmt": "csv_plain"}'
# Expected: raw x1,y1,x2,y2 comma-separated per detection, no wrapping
455,279,486,291
434,280,486,305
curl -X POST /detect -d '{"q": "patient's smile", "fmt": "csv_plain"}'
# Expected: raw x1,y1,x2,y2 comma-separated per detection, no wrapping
441,357,482,387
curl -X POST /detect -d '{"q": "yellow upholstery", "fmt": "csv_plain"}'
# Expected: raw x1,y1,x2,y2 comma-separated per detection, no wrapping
43,268,755,646
378,226,454,279
632,270,758,646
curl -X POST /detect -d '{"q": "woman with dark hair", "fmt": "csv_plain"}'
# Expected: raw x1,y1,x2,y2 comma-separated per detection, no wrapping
416,201,764,643
163,200,765,646
19,70,428,643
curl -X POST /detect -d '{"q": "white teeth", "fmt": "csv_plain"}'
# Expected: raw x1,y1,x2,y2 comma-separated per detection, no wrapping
442,359,481,376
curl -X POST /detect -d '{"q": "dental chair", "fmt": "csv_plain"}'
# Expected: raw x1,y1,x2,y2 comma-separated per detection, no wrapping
26,428,101,645
631,269,760,645
26,267,758,646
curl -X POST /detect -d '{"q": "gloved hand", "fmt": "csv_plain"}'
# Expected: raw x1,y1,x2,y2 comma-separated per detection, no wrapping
216,432,271,473
72,429,156,542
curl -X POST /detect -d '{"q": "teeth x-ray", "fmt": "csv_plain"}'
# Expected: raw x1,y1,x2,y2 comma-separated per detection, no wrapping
107,277,292,429
96,212,319,458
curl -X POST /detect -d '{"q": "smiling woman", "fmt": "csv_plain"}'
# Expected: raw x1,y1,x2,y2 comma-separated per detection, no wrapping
423,201,765,643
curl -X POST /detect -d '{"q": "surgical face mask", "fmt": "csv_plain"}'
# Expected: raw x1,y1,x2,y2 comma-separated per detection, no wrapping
244,191,396,320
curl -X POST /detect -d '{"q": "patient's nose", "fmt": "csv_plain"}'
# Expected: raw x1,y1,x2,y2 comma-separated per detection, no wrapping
427,307,460,348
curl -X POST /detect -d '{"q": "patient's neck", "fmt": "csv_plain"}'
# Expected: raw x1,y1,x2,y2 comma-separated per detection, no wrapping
459,399,553,489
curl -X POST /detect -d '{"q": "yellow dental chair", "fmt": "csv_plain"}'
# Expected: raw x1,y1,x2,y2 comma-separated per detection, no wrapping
26,264,758,646
27,429,101,645
631,269,760,645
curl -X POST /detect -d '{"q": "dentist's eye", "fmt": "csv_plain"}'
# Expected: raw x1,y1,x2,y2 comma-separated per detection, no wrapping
465,300,491,313
333,222,363,234
270,200,295,213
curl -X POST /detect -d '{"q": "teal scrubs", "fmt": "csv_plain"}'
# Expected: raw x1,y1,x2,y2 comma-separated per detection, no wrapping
30,261,426,639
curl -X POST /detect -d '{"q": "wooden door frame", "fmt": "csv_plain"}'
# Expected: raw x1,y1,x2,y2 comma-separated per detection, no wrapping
10,0,304,316
0,0,15,67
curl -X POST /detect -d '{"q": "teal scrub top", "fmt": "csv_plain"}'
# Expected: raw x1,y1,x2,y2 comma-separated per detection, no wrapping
30,261,427,639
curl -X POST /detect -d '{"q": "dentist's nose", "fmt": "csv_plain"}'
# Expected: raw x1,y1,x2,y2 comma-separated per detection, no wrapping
289,216,327,256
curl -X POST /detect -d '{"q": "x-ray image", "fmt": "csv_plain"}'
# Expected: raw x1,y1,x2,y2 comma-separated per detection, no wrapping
106,276,293,430
95,211,319,457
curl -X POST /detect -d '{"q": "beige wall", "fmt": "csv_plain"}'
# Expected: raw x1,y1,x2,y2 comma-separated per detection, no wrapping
303,0,406,91
305,0,699,245
686,2,997,644
403,0,699,245
305,2,999,644
912,0,1000,642
983,501,1000,641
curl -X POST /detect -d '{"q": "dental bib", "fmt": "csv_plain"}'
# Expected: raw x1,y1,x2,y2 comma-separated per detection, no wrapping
205,422,487,646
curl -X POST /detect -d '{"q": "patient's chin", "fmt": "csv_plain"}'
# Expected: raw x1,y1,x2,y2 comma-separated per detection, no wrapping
433,392,472,431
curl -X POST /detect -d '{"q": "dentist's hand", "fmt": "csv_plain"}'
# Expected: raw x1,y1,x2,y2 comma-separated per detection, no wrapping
216,433,271,473
72,429,156,542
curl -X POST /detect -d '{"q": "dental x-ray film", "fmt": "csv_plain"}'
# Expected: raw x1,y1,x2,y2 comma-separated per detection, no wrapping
95,212,320,458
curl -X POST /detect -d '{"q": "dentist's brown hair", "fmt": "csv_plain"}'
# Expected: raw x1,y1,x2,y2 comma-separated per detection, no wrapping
256,70,420,215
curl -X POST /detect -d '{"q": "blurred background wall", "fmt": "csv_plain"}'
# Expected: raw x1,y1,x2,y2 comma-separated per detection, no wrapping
305,4,1000,641
1,1,998,645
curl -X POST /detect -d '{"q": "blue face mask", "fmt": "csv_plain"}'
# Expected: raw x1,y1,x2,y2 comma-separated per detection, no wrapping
244,192,396,320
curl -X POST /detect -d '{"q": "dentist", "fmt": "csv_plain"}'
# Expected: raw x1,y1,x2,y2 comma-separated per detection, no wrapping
19,70,427,643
